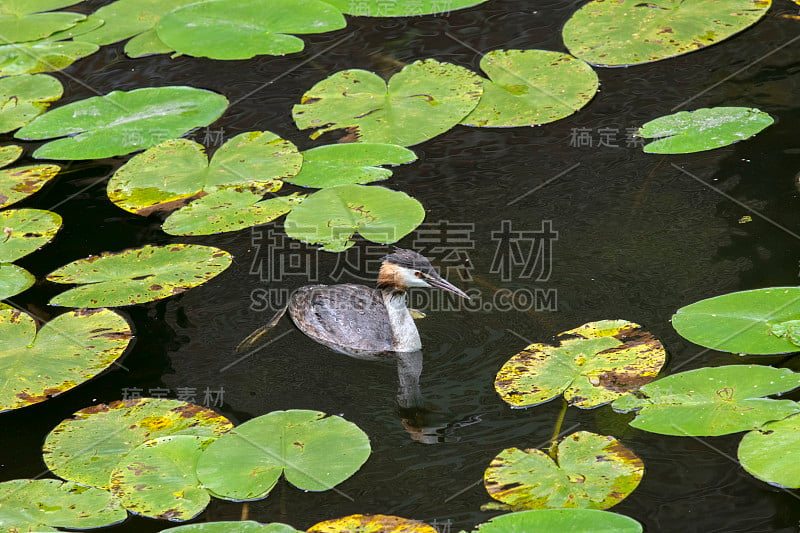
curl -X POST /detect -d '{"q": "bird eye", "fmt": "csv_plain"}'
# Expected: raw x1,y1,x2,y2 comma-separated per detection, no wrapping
414,271,424,278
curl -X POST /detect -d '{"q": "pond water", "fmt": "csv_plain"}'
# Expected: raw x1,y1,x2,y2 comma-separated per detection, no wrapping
3,0,800,531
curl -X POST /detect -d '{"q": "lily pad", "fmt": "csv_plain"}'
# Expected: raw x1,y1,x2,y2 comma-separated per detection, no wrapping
43,398,233,489
292,59,483,146
0,163,61,208
16,86,229,160
46,244,232,308
495,320,665,409
162,190,305,236
484,432,643,510
562,0,772,66
0,263,34,299
0,145,22,167
107,132,301,216
0,74,63,133
612,365,800,436
462,50,599,128
111,435,211,521
45,16,105,41
0,40,99,76
738,413,800,488
639,107,773,154
0,479,126,530
80,0,198,47
308,515,437,533
671,287,800,354
164,522,302,533
469,509,643,533
0,0,84,44
284,184,425,251
0,208,62,262
0,307,131,412
323,0,488,16
287,143,417,188
156,0,347,60
124,28,173,57
196,410,371,500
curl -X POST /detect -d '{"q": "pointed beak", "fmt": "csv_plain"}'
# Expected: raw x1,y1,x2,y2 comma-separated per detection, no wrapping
427,272,470,299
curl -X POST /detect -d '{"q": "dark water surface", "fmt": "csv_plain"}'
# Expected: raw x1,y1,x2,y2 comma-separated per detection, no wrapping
3,1,800,532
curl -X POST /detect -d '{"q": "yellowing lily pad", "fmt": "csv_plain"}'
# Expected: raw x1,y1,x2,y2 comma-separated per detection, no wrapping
0,74,63,133
495,320,665,409
0,208,62,262
0,163,61,208
0,145,22,167
308,515,437,533
738,413,800,489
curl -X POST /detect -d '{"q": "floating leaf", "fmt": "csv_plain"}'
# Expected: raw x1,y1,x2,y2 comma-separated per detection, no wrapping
495,320,665,409
0,308,131,412
484,432,643,510
107,132,300,216
0,479,126,530
293,59,483,146
156,0,347,60
0,145,22,167
45,16,105,41
0,263,34,299
462,50,598,128
612,365,800,436
287,143,417,188
164,522,302,533
196,410,371,500
16,87,229,160
111,435,211,521
124,28,172,57
738,413,800,488
0,0,84,44
284,184,425,251
163,190,305,236
562,0,772,66
671,287,800,354
308,515,437,533
0,74,63,133
0,163,61,208
469,509,643,533
0,208,62,262
43,398,233,489
322,0,488,16
0,40,99,76
639,107,773,154
769,320,800,347
80,0,198,47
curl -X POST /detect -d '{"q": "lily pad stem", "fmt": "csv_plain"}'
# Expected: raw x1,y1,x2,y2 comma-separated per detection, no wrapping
546,398,568,461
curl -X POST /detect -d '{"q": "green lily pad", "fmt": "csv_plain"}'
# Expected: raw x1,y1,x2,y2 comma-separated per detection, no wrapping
469,509,643,533
284,184,425,251
196,410,371,501
612,365,800,436
0,307,131,412
43,398,233,489
769,320,800,347
0,208,62,262
462,50,599,128
163,190,305,236
293,59,483,146
111,435,211,521
80,0,198,47
0,263,34,299
164,522,302,533
738,413,800,488
562,0,772,67
0,145,22,167
322,0,488,16
46,244,233,307
671,287,800,354
484,432,643,510
287,143,417,188
156,0,347,60
0,163,61,208
45,16,105,41
495,320,666,409
0,479,126,530
308,515,437,533
0,74,63,133
16,86,229,160
107,131,301,216
124,28,172,57
0,40,99,76
639,107,773,154
0,0,84,44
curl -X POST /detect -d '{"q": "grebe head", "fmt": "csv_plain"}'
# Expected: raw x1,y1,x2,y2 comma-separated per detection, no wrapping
377,248,469,299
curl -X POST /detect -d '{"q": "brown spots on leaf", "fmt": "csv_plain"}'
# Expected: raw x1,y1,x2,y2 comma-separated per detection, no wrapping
338,126,361,143
596,370,656,393
126,461,157,475
135,191,207,216
171,403,206,418
158,509,183,520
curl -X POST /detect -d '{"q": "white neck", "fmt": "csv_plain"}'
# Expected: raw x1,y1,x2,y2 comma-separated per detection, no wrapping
381,291,422,352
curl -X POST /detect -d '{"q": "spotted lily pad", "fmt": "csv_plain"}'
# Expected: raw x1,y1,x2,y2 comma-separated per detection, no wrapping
738,413,800,489
46,244,233,307
287,143,417,188
0,163,61,208
0,74,63,133
462,50,598,127
484,432,643,510
0,263,35,299
0,40,99,76
293,59,483,146
111,435,211,521
284,184,425,251
495,320,665,409
107,132,301,216
308,515,437,533
323,0,488,16
0,0,84,44
0,479,126,530
196,410,371,501
562,0,772,67
16,87,229,160
43,398,233,489
612,365,800,436
0,307,131,412
0,145,22,167
163,522,302,533
0,208,62,262
469,509,643,533
156,0,347,60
